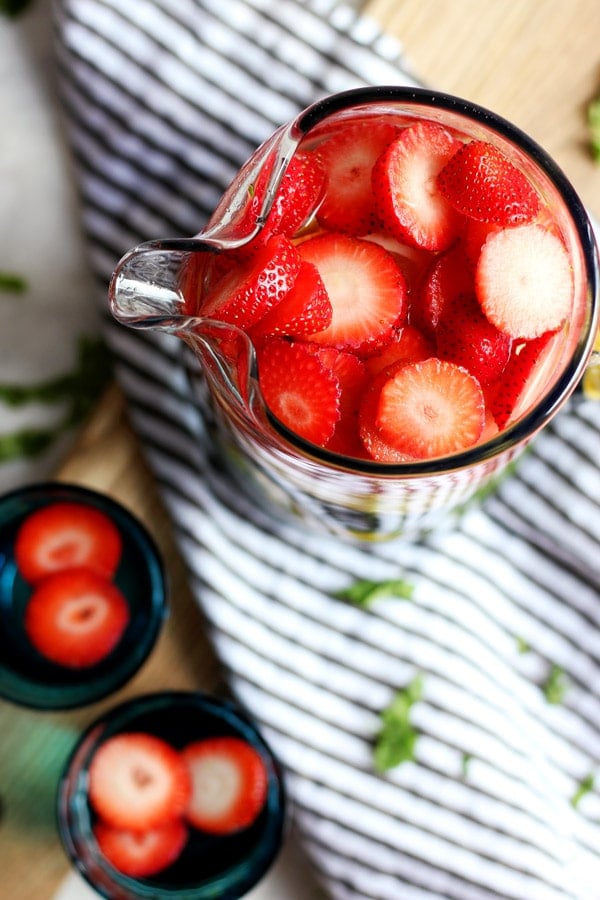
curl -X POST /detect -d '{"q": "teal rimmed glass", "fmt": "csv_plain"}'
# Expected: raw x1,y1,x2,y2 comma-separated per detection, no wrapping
0,482,168,709
57,691,286,899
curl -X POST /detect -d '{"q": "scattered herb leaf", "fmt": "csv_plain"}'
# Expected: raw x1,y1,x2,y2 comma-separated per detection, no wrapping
461,752,473,779
0,0,35,17
515,635,530,654
373,674,423,773
570,773,595,809
0,336,112,462
335,578,414,607
588,96,600,163
0,272,27,293
542,663,568,705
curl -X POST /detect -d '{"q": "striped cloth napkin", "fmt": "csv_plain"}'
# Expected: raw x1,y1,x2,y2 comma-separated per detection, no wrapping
53,1,600,897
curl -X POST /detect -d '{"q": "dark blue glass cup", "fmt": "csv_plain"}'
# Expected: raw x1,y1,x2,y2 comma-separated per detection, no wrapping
57,691,286,899
0,482,168,709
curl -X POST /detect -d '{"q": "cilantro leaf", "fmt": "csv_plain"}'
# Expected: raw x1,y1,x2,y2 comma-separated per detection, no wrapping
570,773,595,809
542,664,568,705
0,336,112,462
461,752,473,779
588,97,600,163
335,578,414,607
0,272,27,293
373,674,423,773
515,635,530,654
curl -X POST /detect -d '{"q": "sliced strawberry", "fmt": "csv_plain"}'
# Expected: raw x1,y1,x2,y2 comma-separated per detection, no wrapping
316,121,398,234
200,234,301,329
436,293,512,385
363,233,431,297
249,261,331,340
364,325,435,378
182,737,268,835
463,218,502,266
23,568,130,668
89,733,192,832
437,140,540,226
298,233,407,353
257,338,341,445
14,502,122,585
315,347,369,457
475,224,573,338
375,357,485,459
411,244,473,336
487,330,561,427
260,151,326,238
359,364,419,463
93,818,188,878
372,122,463,251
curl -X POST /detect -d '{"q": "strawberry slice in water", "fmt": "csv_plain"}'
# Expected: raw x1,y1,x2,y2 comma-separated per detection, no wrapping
316,121,398,235
364,325,435,378
89,733,192,832
315,347,369,457
14,502,122,584
372,121,463,251
374,357,486,459
257,338,341,445
200,234,302,330
437,140,540,226
249,260,331,340
487,330,560,428
436,293,512,386
298,233,407,354
411,243,474,337
93,818,188,878
475,224,572,339
23,568,130,668
182,737,268,835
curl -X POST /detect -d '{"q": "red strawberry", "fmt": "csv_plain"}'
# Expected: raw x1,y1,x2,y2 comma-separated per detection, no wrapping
23,568,130,668
298,233,407,353
364,233,431,296
93,818,188,878
257,338,341,445
315,347,369,457
487,330,560,428
200,234,301,329
316,121,398,234
249,261,331,340
89,733,192,832
437,140,540,225
475,224,573,338
463,218,502,266
364,325,434,378
182,737,268,835
261,151,326,237
412,244,473,336
359,365,419,463
374,357,485,459
436,293,512,385
14,502,122,584
372,121,463,251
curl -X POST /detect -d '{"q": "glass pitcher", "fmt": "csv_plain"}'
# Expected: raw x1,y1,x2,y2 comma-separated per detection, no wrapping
108,86,599,541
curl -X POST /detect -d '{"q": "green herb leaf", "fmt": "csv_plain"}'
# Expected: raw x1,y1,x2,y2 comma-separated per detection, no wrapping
0,0,34,17
542,663,568,705
588,97,600,163
0,426,56,462
570,773,595,808
0,336,112,462
461,752,473,779
0,272,27,293
373,674,423,773
515,635,530,654
335,578,414,607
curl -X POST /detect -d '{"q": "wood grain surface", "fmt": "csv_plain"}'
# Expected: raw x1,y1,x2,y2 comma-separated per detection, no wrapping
3,2,600,897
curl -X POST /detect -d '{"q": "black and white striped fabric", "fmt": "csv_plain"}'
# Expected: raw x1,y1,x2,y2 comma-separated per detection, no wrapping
53,1,600,897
